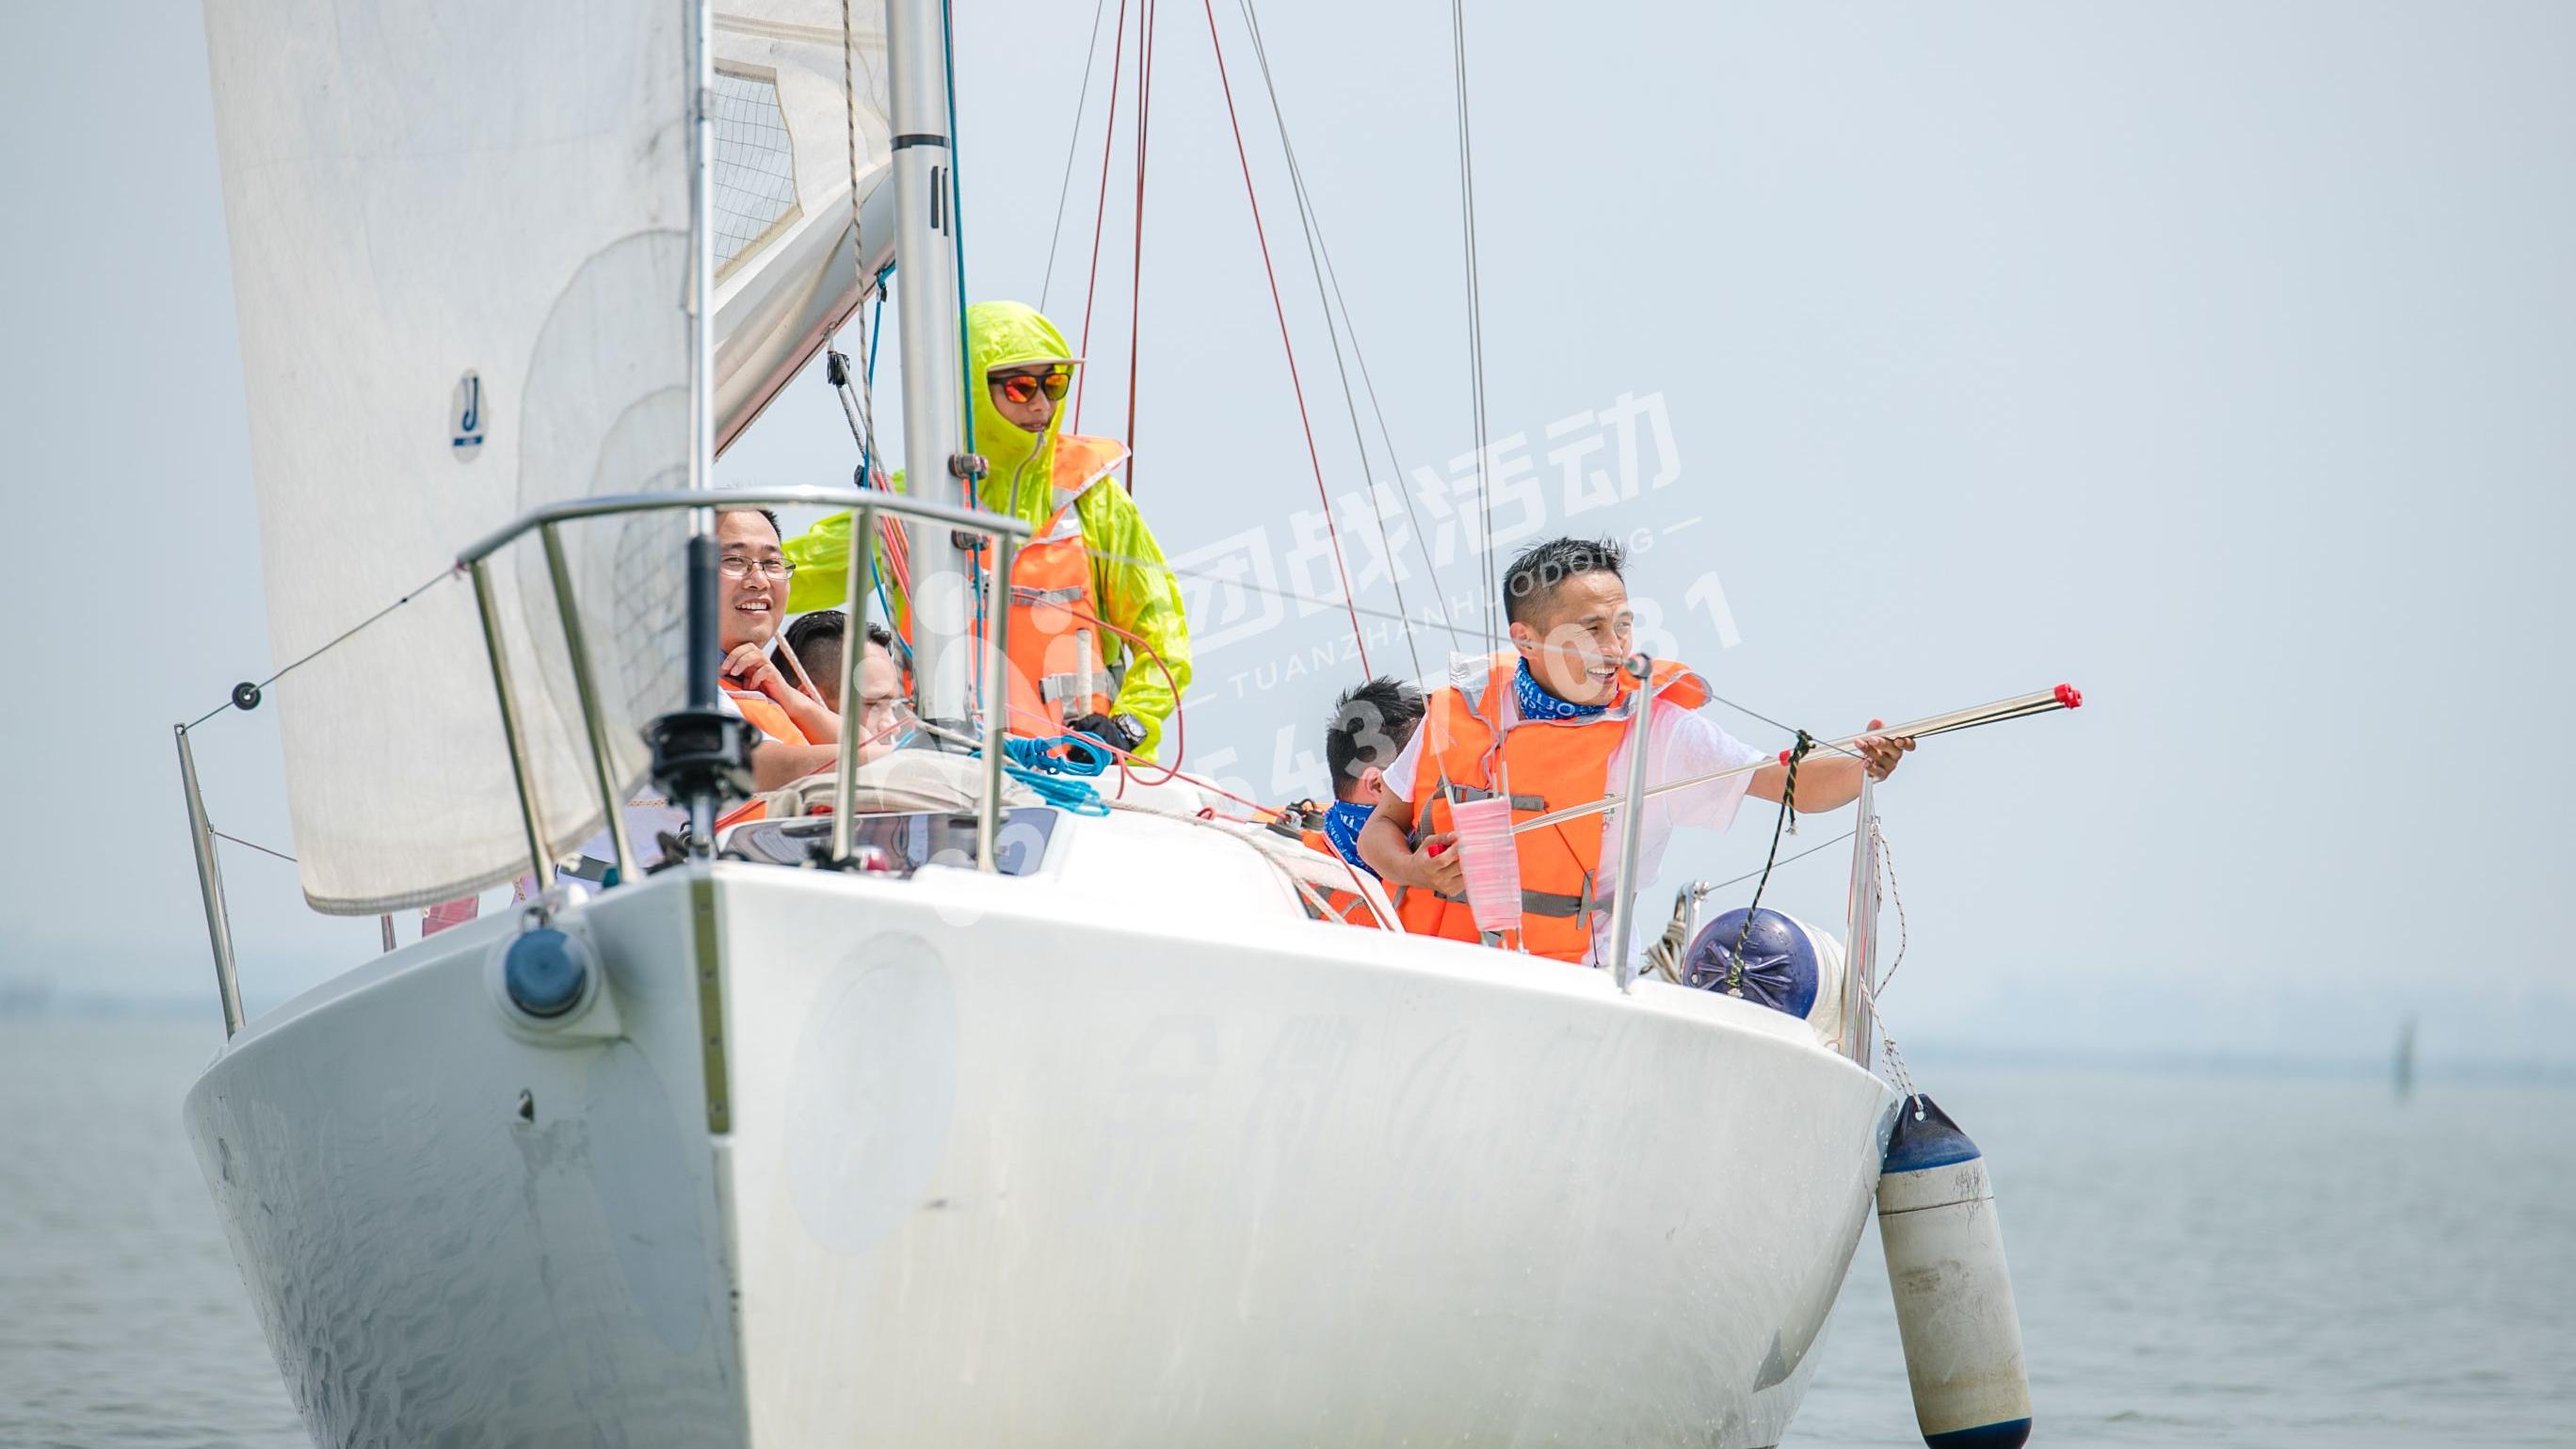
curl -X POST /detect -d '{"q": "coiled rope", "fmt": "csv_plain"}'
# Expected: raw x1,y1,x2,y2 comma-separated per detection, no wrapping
997,734,1113,815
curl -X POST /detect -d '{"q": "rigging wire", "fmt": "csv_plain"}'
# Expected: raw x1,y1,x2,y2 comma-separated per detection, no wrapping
1709,826,1855,896
1038,0,1117,313
1239,0,1459,670
833,7,909,664
1849,822,1928,1101
1314,231,1459,655
829,289,912,666
1870,814,1911,990
210,828,297,866
1699,687,1863,761
841,0,868,286
864,287,909,650
1199,0,1371,677
1124,0,1160,483
184,566,458,732
836,2,890,531
1226,0,1426,680
1067,538,1482,651
1447,0,1497,658
1072,0,1133,430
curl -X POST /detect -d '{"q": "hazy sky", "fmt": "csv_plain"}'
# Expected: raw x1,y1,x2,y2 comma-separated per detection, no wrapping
6,1,2569,1069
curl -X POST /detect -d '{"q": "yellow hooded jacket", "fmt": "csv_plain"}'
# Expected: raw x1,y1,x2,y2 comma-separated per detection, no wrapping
783,300,1193,759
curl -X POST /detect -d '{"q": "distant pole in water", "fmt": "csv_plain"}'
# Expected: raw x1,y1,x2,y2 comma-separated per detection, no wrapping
2393,1015,2417,1100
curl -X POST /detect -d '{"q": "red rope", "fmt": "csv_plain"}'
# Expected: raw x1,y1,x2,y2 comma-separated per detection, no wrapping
1060,602,1188,785
1198,0,1370,677
1072,0,1131,432
1124,0,1158,484
861,471,914,597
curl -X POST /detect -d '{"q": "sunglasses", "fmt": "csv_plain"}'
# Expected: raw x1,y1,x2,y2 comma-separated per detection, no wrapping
993,368,1071,405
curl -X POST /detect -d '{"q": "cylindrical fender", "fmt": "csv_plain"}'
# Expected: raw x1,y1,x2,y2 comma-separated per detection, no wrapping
1877,1096,2032,1448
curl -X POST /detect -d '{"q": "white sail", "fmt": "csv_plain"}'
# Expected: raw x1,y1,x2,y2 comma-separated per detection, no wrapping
203,1,892,913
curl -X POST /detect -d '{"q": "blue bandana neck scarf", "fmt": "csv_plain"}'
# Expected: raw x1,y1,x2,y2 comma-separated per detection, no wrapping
1321,800,1379,877
1514,657,1609,722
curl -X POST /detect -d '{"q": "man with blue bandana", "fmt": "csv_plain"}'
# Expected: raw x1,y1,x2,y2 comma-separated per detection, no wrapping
1360,536,1915,967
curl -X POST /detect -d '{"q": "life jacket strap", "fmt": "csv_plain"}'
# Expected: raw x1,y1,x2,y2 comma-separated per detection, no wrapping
1038,671,1109,704
1443,783,1548,813
1417,885,1612,920
1012,583,1088,607
1518,885,1614,920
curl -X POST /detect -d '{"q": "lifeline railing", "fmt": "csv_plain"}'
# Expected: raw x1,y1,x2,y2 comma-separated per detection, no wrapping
180,483,1030,1036
452,483,1032,890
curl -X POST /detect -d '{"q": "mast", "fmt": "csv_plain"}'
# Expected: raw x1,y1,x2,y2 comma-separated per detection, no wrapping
886,0,977,735
650,0,758,848
686,0,716,668
681,0,724,844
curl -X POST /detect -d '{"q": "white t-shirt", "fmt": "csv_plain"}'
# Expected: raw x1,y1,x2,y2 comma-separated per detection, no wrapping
1383,700,1768,969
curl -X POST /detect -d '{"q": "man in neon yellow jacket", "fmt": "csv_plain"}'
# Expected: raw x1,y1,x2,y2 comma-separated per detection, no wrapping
784,300,1193,761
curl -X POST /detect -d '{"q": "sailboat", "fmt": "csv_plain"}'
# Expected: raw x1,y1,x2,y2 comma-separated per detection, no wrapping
178,2,1940,1443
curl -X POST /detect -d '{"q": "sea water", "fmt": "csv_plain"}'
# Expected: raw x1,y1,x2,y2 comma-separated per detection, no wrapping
3,1019,2568,1447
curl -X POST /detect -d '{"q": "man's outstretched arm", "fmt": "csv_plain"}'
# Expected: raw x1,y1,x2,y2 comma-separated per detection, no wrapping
1749,721,1915,811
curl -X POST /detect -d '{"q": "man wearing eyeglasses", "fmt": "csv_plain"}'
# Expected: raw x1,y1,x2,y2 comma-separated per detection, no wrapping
784,300,1193,763
715,507,845,790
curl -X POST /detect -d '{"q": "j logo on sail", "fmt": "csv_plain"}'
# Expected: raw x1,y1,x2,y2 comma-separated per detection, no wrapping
451,369,483,460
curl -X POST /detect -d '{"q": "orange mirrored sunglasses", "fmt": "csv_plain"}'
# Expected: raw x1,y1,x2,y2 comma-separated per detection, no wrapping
993,368,1072,405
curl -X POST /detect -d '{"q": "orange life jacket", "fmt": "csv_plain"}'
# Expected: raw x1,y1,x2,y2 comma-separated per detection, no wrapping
1299,827,1388,928
1398,652,1711,963
892,434,1126,738
714,682,813,831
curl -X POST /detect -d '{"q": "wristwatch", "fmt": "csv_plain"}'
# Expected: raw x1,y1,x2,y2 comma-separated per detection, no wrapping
1067,711,1149,760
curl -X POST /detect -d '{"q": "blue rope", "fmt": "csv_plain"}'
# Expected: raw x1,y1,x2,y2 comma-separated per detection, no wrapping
993,733,1110,814
868,268,888,378
857,274,909,665
1003,734,1109,777
1006,766,1108,815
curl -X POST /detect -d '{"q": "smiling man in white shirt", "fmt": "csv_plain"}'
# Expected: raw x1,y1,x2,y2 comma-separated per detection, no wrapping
1359,536,1912,968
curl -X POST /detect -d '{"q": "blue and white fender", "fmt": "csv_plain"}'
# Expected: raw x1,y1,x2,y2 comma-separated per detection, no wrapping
1877,1096,2032,1448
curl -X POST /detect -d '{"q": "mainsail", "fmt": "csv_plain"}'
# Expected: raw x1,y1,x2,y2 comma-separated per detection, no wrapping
202,1,893,912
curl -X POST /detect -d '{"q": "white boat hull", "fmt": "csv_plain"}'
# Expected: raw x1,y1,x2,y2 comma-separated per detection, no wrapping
188,847,1896,1447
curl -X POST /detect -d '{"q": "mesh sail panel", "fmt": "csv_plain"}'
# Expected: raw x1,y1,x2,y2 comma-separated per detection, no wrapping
710,2,895,450
713,68,803,278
